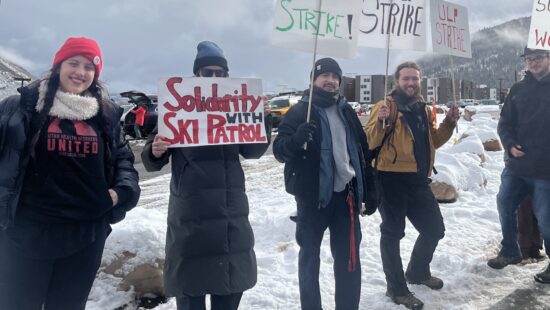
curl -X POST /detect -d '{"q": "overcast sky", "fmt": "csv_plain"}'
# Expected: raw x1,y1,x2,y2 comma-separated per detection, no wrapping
0,0,532,95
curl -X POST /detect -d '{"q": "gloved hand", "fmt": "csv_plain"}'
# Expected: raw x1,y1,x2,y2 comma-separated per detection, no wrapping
292,120,317,147
361,191,379,216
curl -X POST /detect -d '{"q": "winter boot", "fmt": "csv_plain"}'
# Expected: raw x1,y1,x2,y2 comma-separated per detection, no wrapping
386,292,424,310
407,276,444,290
534,264,550,284
487,254,522,269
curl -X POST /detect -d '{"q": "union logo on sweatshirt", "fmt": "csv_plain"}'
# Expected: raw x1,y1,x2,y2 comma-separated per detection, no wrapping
47,118,99,158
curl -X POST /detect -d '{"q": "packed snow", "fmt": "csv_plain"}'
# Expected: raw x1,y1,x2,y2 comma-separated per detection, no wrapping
87,114,550,310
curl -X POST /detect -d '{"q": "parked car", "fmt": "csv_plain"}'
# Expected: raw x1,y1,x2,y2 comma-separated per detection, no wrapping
269,95,301,128
348,101,361,112
459,99,478,107
445,99,478,108
118,91,158,139
478,99,498,105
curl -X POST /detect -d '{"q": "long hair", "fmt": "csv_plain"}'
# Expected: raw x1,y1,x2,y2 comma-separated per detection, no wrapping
31,65,113,159
394,61,422,81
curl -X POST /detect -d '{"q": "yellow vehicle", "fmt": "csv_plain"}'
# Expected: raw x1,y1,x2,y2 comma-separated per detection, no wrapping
269,95,301,127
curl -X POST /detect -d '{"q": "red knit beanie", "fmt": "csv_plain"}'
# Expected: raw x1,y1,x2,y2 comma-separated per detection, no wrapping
52,37,103,79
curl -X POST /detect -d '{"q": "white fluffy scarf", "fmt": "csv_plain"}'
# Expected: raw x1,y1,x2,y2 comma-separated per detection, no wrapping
35,79,99,120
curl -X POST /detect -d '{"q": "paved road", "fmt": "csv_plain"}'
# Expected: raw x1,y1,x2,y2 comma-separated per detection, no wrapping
130,142,171,181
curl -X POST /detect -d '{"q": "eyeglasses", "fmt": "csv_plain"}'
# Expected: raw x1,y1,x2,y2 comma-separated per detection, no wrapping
524,55,549,63
199,68,228,77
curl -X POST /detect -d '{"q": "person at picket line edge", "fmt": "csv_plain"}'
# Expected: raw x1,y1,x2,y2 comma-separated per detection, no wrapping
141,41,272,310
273,57,378,310
0,37,141,309
487,46,550,284
365,61,459,310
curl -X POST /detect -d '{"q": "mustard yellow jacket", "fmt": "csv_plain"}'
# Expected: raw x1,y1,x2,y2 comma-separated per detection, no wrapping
365,97,455,175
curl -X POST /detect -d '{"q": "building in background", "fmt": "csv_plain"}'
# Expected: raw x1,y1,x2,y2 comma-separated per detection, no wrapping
422,78,439,104
353,75,394,104
474,85,490,99
341,75,356,102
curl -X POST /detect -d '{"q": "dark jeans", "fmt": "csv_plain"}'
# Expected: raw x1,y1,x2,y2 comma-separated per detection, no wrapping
378,172,445,296
295,189,362,310
175,293,243,310
0,231,106,310
497,168,550,258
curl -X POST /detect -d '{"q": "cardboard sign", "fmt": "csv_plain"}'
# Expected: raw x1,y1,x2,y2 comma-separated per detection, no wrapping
272,0,362,58
528,0,550,50
359,0,428,51
157,78,268,147
430,0,472,58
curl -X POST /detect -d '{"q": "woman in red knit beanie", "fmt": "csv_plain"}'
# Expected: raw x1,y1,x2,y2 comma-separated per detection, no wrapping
0,37,140,309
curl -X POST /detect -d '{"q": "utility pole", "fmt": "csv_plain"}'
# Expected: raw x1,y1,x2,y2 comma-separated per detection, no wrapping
497,78,506,103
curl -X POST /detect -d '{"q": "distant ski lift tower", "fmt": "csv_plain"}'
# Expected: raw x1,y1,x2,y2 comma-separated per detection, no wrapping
13,76,31,87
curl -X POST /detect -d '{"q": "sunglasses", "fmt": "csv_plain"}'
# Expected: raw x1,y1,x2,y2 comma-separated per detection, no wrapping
199,68,228,77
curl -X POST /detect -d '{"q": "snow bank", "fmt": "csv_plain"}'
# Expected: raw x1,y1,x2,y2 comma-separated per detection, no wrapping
86,115,550,310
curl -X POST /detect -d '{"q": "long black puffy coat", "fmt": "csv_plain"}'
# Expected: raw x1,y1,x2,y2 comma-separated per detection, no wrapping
142,118,271,296
0,81,140,229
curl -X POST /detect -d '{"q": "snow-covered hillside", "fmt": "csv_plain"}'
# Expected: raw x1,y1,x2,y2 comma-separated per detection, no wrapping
87,113,550,310
0,56,34,100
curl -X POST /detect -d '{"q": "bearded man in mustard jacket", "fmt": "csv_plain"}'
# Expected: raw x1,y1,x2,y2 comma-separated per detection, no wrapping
365,61,459,310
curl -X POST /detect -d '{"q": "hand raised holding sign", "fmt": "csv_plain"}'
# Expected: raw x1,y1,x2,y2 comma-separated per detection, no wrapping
445,104,460,124
378,105,390,122
152,134,171,158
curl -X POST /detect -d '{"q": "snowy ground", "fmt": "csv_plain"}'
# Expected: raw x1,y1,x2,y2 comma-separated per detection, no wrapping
87,114,550,310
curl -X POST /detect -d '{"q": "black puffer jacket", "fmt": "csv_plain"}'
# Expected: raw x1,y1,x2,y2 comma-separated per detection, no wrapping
0,81,140,229
498,72,550,179
142,118,271,296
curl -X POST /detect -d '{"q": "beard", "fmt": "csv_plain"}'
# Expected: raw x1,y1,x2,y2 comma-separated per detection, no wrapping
397,84,420,99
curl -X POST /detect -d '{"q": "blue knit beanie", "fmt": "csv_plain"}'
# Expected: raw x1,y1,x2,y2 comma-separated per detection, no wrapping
193,41,229,75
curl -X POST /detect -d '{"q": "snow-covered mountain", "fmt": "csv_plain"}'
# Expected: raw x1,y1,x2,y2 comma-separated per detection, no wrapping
418,17,531,89
0,55,34,100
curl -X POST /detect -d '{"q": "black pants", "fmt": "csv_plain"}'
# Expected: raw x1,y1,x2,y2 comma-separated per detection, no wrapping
295,189,362,310
0,231,106,310
378,172,445,296
176,293,243,310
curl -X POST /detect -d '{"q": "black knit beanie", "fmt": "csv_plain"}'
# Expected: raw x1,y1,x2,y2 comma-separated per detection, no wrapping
313,57,342,83
193,41,229,75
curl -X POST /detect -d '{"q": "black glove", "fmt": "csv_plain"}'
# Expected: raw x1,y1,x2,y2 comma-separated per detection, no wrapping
292,121,317,147
362,198,378,216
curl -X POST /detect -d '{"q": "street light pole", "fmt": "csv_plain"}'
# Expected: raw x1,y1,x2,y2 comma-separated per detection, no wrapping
497,78,505,103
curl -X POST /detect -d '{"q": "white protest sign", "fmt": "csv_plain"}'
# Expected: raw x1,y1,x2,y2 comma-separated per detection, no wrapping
157,78,268,147
272,0,362,58
430,0,471,58
358,0,428,51
528,0,550,50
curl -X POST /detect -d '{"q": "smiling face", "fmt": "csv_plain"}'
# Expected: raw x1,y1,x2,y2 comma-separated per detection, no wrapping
397,67,421,98
58,55,95,94
313,72,340,93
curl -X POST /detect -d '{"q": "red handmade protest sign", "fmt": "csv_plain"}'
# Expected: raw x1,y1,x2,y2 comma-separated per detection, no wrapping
158,78,267,147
